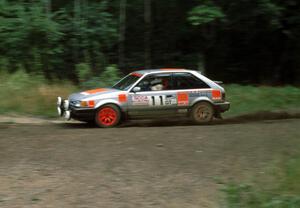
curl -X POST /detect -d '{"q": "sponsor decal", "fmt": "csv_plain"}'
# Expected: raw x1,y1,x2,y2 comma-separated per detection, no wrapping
212,89,222,100
132,95,177,106
132,95,150,105
189,90,210,98
177,92,189,106
178,109,188,113
165,95,177,105
118,94,127,103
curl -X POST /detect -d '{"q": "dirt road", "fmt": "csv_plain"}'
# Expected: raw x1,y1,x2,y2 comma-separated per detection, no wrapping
0,119,300,208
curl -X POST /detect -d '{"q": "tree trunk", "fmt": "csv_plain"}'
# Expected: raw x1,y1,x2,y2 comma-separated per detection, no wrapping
118,0,127,69
144,0,152,68
44,0,51,79
45,0,51,15
73,0,81,65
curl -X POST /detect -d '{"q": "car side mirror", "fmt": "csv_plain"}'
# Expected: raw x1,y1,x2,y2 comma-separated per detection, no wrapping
132,86,141,93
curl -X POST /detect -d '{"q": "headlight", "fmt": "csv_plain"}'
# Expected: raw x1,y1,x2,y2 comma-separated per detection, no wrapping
80,101,88,107
70,100,81,107
80,100,95,108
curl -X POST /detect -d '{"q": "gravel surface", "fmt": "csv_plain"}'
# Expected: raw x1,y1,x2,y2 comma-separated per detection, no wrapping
0,119,300,208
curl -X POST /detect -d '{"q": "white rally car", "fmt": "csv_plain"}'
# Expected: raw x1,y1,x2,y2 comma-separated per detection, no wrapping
57,69,230,127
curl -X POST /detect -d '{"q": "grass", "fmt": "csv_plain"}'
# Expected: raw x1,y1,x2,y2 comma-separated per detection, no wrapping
224,84,300,117
0,70,77,117
222,157,300,208
0,71,299,117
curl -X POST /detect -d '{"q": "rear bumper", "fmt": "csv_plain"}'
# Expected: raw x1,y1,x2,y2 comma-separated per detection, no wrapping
214,102,230,113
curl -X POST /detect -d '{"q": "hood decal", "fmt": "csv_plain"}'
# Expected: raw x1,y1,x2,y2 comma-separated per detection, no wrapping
81,88,108,95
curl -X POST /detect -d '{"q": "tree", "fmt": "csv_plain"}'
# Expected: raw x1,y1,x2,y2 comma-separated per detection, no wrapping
144,0,152,68
187,0,225,74
0,0,300,84
118,0,127,69
187,0,300,84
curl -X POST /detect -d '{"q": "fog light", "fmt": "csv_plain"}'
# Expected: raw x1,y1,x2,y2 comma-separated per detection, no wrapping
63,110,71,120
57,106,62,116
57,97,62,106
63,100,69,110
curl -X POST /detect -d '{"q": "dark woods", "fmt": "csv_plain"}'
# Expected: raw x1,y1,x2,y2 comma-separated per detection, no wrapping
0,0,299,85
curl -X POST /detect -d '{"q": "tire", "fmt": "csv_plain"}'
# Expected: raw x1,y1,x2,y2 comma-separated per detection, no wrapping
191,102,214,124
95,104,121,128
214,111,223,119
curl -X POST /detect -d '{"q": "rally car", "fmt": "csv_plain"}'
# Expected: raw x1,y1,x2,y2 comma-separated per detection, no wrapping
57,69,230,127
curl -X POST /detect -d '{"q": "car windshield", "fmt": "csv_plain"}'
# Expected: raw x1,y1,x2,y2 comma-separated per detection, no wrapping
112,74,141,91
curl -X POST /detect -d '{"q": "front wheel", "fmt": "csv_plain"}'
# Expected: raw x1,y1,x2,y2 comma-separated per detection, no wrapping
191,102,214,124
95,104,121,128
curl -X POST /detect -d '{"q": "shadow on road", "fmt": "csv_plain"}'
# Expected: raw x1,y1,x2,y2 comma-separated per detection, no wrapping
59,111,300,129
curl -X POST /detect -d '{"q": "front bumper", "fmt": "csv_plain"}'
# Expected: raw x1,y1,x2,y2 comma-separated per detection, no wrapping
214,102,230,113
57,97,95,121
70,108,95,121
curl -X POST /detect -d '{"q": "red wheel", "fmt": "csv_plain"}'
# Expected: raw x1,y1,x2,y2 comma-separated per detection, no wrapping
95,105,121,128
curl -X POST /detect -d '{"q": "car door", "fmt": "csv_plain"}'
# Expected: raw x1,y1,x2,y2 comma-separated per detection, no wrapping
172,72,212,109
127,73,177,118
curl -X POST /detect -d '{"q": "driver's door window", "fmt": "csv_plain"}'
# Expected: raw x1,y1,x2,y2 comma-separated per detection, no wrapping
135,73,172,92
128,73,176,116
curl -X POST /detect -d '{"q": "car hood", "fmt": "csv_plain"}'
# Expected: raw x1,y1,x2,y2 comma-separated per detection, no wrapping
68,88,120,101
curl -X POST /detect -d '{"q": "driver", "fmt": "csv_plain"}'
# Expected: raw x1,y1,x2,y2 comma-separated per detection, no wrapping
150,79,163,91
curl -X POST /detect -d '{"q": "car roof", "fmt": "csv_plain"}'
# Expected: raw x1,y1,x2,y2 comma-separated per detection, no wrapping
132,68,197,75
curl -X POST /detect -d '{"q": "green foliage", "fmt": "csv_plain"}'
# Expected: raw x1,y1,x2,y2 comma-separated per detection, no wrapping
80,65,122,89
70,1,118,74
187,0,300,84
188,4,225,26
279,158,300,195
223,158,300,208
0,70,298,117
223,183,300,208
256,0,283,28
0,66,121,117
99,65,122,86
0,0,62,74
224,85,300,117
0,0,117,79
76,63,92,83
0,0,300,84
0,70,76,117
223,183,259,208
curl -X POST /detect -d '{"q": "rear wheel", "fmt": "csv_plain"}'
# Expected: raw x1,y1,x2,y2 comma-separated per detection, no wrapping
95,104,121,128
191,102,214,124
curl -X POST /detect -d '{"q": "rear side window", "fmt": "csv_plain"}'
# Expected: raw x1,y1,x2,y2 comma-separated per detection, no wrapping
173,73,210,90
